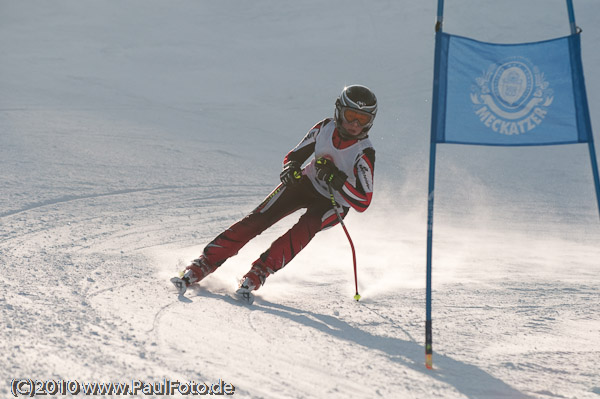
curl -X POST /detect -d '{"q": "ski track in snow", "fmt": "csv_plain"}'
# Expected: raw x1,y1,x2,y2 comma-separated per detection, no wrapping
1,181,598,398
2,0,600,398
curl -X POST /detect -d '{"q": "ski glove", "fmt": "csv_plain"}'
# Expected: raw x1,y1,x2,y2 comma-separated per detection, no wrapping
280,161,302,186
315,157,347,191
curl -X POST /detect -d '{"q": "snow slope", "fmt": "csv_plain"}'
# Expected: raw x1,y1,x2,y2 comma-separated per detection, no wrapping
1,0,599,398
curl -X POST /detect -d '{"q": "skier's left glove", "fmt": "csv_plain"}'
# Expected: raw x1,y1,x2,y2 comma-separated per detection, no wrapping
316,157,347,191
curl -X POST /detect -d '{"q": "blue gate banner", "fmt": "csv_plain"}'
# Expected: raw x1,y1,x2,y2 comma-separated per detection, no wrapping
433,33,592,146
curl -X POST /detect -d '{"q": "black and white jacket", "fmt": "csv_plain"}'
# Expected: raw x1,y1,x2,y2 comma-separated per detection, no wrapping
284,118,375,212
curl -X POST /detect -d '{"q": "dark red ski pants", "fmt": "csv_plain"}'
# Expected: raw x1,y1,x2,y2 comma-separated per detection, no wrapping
201,176,346,278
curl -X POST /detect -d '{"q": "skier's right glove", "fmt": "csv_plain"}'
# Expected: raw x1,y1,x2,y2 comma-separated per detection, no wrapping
280,161,302,186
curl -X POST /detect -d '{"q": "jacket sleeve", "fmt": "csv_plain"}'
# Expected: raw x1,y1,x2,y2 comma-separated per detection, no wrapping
283,119,329,165
339,147,375,212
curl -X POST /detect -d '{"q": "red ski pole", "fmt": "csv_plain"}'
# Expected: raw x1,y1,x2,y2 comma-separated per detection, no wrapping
326,183,361,301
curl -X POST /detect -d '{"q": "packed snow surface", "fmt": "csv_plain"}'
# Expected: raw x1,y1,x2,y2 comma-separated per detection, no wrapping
1,1,599,398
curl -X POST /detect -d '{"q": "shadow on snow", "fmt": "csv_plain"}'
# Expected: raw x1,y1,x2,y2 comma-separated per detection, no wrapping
191,288,535,399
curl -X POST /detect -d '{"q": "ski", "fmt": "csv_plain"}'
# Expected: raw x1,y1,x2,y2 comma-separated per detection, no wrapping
170,275,255,305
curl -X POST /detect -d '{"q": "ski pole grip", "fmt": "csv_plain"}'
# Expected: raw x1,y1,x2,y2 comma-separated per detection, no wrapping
326,182,337,207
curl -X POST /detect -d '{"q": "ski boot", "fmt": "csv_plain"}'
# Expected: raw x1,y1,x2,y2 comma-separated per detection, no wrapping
233,262,270,304
170,257,216,295
170,269,196,295
234,277,256,304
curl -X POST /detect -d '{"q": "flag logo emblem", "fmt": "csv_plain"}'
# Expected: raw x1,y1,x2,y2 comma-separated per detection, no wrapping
471,57,554,136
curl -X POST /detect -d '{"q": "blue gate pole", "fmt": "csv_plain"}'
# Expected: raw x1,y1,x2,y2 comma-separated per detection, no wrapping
567,0,600,219
425,141,437,370
588,136,600,220
566,0,577,35
425,0,445,370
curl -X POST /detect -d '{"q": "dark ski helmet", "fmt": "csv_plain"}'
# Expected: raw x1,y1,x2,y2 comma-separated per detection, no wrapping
334,85,377,139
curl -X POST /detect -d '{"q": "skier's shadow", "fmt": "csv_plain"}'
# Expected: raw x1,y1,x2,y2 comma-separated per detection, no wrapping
252,298,535,399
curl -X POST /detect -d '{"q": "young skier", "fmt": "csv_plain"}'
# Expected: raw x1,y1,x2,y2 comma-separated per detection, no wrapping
171,85,377,302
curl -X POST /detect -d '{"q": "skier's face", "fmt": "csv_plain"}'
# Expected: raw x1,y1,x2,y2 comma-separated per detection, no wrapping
341,119,364,137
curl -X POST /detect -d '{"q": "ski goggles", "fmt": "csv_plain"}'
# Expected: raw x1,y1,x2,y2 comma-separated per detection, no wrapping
341,107,374,127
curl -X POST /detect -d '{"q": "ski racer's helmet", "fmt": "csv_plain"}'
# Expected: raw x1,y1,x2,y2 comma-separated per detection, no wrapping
334,85,377,139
